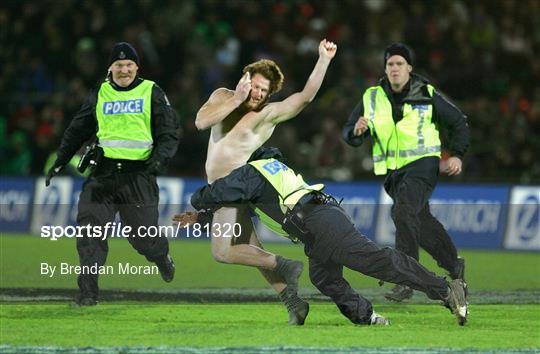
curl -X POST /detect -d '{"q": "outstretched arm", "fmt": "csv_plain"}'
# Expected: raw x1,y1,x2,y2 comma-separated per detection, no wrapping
195,73,252,130
265,39,337,124
191,164,267,211
433,90,470,176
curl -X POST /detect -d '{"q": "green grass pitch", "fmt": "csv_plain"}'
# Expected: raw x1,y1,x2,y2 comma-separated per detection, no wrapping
1,234,539,352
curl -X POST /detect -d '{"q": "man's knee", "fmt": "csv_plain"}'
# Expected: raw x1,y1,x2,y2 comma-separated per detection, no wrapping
76,235,107,259
392,203,416,223
211,248,232,264
211,239,234,263
132,239,151,254
130,236,167,257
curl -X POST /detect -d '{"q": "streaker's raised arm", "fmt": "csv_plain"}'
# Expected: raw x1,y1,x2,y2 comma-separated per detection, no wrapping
195,73,252,130
267,39,337,124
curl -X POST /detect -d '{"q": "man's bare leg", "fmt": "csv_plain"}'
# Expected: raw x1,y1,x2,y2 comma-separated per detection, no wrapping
211,207,277,268
248,226,286,294
210,206,309,324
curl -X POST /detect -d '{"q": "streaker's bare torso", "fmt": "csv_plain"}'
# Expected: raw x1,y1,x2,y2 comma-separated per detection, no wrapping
205,91,275,183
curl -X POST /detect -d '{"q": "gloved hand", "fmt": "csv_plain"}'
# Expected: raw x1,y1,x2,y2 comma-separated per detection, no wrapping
45,164,64,187
145,157,163,175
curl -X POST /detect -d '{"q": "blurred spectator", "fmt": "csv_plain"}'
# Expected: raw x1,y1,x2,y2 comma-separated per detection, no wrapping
3,131,32,175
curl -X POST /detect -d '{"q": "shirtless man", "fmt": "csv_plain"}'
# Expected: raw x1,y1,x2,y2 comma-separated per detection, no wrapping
195,39,337,324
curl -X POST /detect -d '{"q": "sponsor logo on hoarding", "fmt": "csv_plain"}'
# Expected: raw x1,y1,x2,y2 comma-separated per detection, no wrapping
30,177,75,234
505,187,540,250
0,190,31,223
376,185,509,249
157,177,183,227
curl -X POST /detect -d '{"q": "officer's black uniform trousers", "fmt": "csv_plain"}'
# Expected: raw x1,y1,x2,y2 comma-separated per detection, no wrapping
76,161,169,298
384,157,458,274
302,202,448,325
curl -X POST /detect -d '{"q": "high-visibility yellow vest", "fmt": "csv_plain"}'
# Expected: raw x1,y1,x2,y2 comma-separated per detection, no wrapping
363,85,441,175
249,158,324,239
96,80,154,160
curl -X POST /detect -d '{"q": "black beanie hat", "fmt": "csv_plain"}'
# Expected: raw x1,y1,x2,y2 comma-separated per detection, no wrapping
108,42,139,66
384,43,414,67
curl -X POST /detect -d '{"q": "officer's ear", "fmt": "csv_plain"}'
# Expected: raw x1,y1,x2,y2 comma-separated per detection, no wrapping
407,65,412,73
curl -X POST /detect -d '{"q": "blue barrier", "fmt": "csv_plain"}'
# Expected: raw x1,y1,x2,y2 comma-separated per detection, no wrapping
504,186,540,250
324,182,380,241
0,176,538,251
376,184,510,249
0,177,34,232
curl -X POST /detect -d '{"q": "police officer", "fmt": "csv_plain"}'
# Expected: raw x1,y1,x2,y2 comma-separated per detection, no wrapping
46,42,180,305
342,43,470,302
176,147,468,326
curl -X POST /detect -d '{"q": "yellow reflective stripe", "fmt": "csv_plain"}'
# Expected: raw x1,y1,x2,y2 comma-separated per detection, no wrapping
254,207,289,237
369,89,377,121
417,108,425,147
373,155,385,162
99,140,153,149
398,145,441,157
369,89,387,159
282,184,325,208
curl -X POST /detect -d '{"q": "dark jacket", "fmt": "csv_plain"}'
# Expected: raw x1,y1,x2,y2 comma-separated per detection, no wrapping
191,163,287,226
55,76,180,168
342,74,470,158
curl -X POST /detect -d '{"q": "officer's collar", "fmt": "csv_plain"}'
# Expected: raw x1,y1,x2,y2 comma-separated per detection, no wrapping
109,75,143,91
380,73,430,102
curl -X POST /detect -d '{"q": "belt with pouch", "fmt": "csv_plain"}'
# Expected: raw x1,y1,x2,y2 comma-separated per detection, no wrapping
282,191,327,243
96,157,147,174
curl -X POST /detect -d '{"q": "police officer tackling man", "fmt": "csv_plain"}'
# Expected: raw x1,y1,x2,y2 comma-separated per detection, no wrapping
195,39,337,324
46,42,180,305
174,147,468,326
342,43,470,302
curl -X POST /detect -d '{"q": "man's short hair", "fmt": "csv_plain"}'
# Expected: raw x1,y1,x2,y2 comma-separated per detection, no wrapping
243,59,284,96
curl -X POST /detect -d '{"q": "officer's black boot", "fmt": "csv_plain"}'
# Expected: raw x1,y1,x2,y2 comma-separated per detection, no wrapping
449,257,467,297
449,257,465,281
155,254,175,282
75,275,98,306
444,279,468,326
279,287,309,325
384,284,413,302
274,256,303,293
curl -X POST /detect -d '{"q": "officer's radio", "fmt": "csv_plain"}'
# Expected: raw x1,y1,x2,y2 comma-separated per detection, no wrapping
77,143,100,173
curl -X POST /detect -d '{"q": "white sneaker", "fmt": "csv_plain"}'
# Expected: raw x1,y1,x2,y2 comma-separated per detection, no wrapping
369,311,390,325
445,279,468,326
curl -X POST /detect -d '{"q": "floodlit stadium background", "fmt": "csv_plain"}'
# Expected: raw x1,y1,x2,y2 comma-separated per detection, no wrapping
1,0,539,182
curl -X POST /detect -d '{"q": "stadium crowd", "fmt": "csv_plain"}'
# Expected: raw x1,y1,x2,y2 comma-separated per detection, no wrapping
1,0,539,183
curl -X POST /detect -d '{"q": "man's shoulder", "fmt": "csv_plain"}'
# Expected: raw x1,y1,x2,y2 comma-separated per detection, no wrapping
206,88,234,104
214,87,235,96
